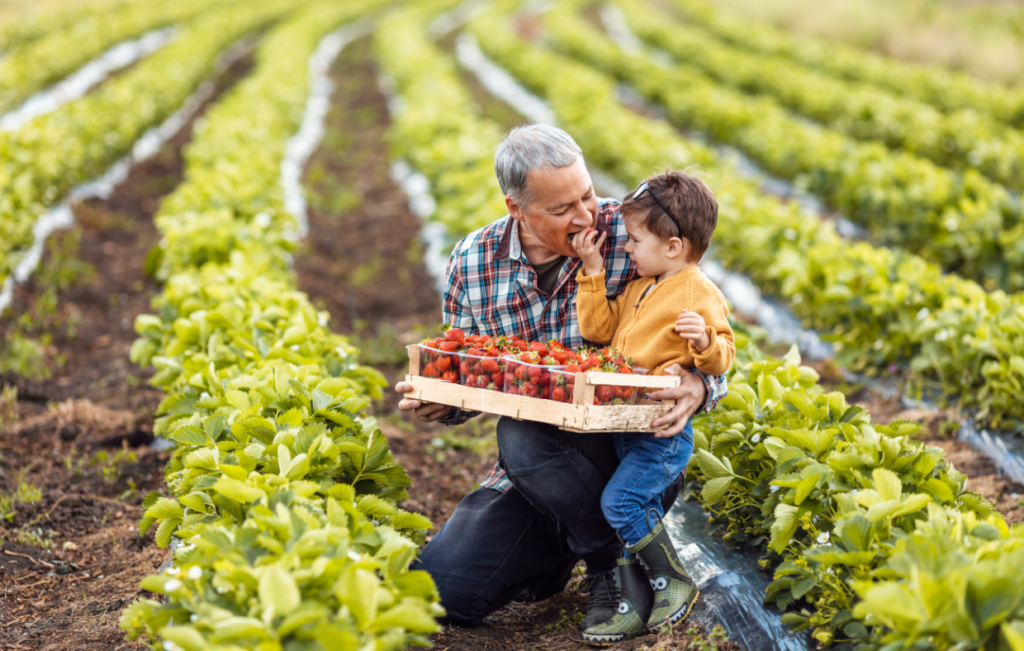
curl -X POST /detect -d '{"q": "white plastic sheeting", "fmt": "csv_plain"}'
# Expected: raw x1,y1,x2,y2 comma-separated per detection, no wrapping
0,38,253,317
0,27,177,132
281,21,370,241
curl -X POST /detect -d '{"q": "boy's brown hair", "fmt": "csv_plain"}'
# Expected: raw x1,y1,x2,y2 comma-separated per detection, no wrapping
621,169,718,261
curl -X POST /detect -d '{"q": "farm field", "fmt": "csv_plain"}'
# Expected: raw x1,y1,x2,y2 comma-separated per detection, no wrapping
2,1,1024,650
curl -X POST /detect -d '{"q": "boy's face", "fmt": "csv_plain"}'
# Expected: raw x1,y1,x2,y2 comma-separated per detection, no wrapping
623,215,677,278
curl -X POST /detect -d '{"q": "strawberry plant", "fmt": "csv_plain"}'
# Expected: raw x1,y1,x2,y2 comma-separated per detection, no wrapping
121,1,440,648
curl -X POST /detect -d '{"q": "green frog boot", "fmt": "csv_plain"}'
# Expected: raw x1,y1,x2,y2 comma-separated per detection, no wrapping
580,557,654,646
628,520,700,632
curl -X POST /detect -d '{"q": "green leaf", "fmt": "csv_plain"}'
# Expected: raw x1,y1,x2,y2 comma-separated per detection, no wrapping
770,503,801,553
694,448,733,479
872,467,902,502
700,476,733,505
154,517,181,548
169,425,207,446
370,600,441,634
336,568,379,628
212,477,263,504
843,622,868,639
145,498,184,521
791,577,816,600
259,564,301,617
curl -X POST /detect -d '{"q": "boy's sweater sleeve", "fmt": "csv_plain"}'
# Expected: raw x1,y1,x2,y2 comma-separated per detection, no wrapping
689,284,735,376
575,268,627,345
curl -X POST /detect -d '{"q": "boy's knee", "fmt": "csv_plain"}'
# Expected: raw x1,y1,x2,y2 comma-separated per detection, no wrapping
601,489,631,531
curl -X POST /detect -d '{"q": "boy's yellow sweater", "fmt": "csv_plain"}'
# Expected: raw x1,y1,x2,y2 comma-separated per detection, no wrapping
576,266,734,376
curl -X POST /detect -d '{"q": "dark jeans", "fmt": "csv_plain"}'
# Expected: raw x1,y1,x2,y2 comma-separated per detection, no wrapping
603,420,694,547
414,417,682,626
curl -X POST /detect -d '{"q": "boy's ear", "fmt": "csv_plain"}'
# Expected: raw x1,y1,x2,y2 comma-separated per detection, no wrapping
665,236,687,259
670,236,697,262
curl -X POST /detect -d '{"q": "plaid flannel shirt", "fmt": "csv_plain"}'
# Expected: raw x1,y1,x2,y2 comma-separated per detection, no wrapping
440,199,728,493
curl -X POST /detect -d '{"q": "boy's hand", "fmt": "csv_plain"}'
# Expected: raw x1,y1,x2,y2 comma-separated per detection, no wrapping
675,309,710,352
571,227,606,277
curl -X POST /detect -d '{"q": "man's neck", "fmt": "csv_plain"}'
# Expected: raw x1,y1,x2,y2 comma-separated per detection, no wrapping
516,221,564,266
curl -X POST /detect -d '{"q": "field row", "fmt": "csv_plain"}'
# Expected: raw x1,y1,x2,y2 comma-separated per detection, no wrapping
389,3,1024,647
620,0,1024,195
118,1,442,648
573,0,1022,293
667,0,1024,128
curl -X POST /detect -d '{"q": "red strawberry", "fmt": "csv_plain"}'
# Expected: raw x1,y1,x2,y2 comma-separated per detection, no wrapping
551,349,570,364
597,386,614,403
442,370,458,383
422,362,437,378
445,328,465,344
439,341,461,352
529,341,549,358
552,387,567,402
482,358,500,373
437,357,452,373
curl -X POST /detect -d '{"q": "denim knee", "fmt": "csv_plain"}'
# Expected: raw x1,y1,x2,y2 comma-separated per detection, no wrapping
600,485,632,532
496,418,564,475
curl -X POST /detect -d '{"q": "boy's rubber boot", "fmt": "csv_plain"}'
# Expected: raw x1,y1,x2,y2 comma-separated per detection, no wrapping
628,520,700,632
580,557,654,646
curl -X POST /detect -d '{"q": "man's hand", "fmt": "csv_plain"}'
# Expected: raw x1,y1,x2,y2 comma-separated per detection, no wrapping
675,309,710,352
570,227,607,277
648,364,706,438
395,380,455,422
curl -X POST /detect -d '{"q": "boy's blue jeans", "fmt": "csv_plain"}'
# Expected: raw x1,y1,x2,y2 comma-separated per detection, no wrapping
602,419,695,548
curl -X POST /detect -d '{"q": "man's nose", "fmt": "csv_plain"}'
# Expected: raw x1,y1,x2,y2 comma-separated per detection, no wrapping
570,203,594,226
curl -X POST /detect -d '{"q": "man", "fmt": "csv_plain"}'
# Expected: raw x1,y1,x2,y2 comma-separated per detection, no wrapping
395,125,726,638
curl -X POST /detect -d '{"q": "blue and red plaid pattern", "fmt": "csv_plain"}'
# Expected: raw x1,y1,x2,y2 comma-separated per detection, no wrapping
439,199,728,493
443,199,633,348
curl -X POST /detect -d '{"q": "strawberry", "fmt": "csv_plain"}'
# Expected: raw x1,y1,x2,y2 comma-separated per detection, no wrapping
439,341,461,352
442,370,458,383
597,386,614,403
422,362,437,378
552,387,568,402
482,358,500,373
551,349,570,364
529,341,549,358
445,328,466,345
437,356,452,373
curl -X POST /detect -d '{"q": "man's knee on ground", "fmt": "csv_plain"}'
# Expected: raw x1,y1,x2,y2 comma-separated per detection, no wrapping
496,418,562,474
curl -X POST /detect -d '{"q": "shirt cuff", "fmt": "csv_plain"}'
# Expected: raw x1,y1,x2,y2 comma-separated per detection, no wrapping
438,407,480,426
688,367,725,414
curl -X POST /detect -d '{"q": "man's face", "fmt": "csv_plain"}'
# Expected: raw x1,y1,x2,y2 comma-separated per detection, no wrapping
508,157,598,259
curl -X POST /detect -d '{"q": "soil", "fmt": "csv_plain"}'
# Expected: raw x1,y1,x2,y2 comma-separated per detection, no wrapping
0,23,1021,651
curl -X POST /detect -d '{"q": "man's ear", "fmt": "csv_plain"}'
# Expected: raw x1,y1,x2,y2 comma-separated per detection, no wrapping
506,196,525,222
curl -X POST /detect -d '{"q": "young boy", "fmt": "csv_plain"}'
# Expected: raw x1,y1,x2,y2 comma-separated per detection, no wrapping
571,170,734,645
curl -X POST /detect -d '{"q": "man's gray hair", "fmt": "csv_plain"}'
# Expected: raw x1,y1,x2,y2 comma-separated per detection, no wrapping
495,124,583,211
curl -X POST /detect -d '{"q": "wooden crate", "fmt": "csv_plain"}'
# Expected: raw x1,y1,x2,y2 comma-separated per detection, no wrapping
405,345,681,432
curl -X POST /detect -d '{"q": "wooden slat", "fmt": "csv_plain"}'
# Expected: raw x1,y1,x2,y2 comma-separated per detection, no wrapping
405,375,676,432
584,372,680,388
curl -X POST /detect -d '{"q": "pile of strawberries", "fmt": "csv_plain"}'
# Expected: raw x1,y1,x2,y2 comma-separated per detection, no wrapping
419,328,640,405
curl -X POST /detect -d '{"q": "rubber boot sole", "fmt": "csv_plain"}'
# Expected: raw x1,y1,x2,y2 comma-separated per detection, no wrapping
581,629,645,647
646,588,700,633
